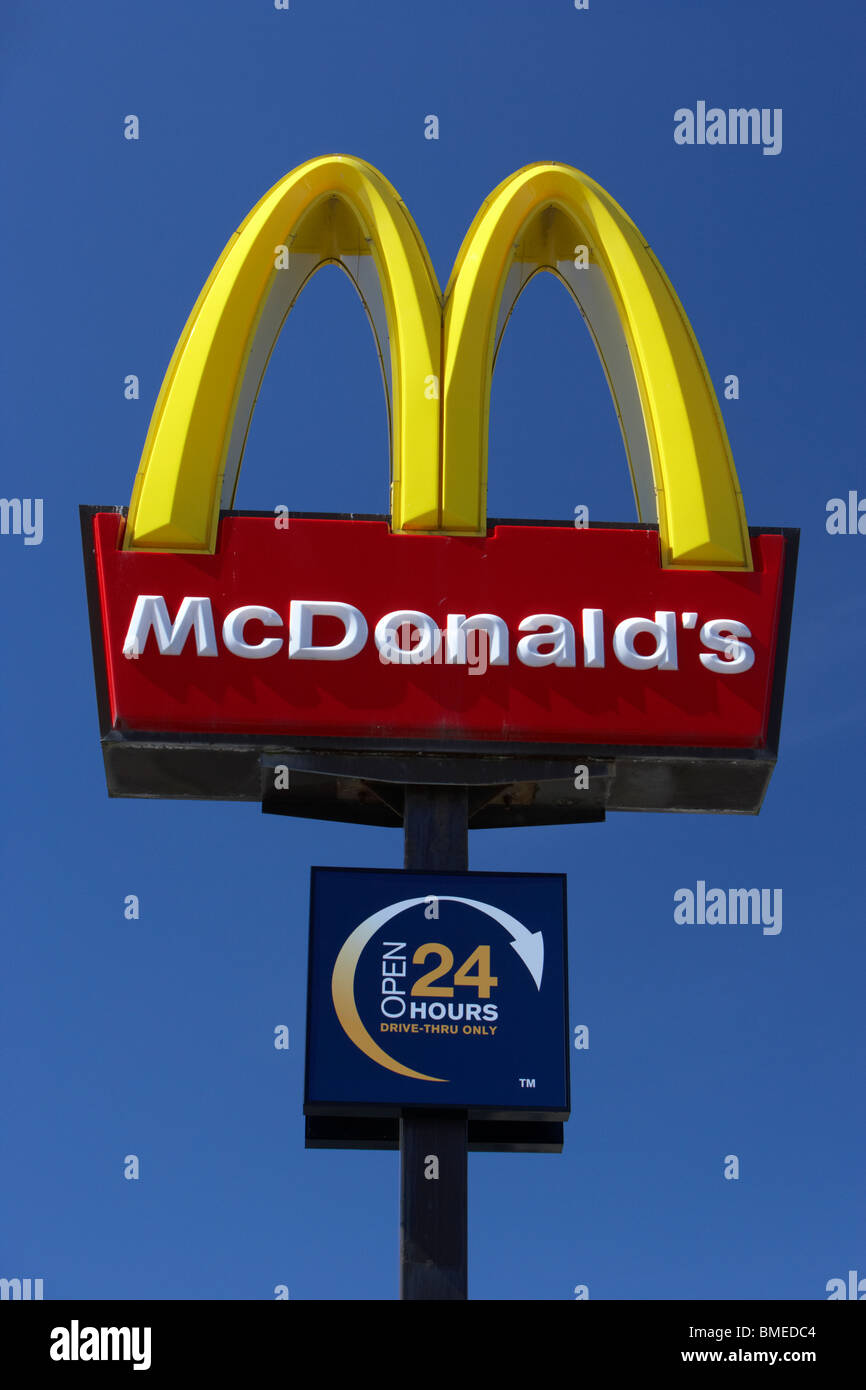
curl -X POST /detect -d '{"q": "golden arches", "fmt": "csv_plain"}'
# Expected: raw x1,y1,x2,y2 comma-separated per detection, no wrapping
124,155,750,569
125,155,441,551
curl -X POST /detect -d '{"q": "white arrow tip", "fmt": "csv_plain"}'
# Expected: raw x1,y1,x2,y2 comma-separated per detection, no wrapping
511,931,544,990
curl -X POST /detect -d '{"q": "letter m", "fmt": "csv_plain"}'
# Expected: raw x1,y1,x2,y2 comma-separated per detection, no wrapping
122,596,218,659
729,888,761,924
101,1329,130,1360
728,108,760,144
0,1278,22,1299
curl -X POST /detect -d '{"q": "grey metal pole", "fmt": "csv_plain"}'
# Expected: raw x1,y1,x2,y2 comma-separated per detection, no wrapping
400,785,469,1300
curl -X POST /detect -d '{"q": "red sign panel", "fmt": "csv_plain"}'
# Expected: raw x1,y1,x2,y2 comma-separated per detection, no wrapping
90,512,789,751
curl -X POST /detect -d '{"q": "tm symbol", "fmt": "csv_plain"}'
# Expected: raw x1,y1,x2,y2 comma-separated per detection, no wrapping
518,1078,536,1089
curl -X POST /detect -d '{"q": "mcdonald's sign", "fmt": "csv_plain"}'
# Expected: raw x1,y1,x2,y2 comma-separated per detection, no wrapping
81,156,797,821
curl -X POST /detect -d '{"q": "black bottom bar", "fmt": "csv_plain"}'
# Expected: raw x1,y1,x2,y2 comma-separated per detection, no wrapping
305,1115,564,1153
9,1299,856,1370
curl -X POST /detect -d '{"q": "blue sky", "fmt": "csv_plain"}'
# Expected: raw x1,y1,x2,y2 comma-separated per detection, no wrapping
1,0,864,1300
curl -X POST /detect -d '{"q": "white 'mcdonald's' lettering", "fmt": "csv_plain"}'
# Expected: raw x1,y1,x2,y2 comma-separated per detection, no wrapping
517,614,576,667
699,619,756,673
122,596,756,674
122,595,218,659
288,600,368,661
446,613,508,666
376,610,441,664
223,605,283,658
614,611,678,670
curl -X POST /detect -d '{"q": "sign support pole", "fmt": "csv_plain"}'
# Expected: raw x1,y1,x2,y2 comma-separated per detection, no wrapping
400,785,469,1300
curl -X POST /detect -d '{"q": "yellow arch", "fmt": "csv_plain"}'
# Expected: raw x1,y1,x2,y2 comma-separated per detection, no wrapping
123,156,751,569
442,164,750,569
125,155,442,551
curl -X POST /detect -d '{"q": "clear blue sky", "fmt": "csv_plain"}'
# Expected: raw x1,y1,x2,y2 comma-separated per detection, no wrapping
1,0,864,1300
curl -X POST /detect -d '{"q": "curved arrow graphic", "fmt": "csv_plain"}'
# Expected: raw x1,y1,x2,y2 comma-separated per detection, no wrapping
438,897,544,990
331,894,545,1081
332,899,446,1082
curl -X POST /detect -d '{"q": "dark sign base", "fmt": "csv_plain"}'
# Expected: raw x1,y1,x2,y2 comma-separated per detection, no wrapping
305,1115,564,1154
98,741,776,819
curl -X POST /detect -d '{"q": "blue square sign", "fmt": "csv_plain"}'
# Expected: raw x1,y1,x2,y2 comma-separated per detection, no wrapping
305,868,569,1120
